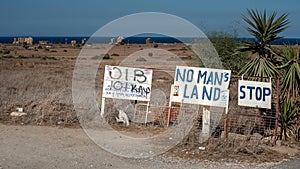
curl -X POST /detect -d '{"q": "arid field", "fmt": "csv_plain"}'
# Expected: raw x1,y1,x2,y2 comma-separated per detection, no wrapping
1,43,300,168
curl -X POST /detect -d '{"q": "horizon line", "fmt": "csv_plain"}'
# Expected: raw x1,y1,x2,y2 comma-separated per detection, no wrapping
1,35,300,39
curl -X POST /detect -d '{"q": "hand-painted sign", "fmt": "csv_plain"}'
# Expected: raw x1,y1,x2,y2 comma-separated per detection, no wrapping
103,65,153,101
172,66,231,107
238,80,272,109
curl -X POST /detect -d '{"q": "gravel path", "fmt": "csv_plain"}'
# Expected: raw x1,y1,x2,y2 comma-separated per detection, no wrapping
0,124,298,169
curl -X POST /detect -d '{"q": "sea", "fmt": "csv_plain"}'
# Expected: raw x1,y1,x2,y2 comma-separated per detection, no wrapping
0,36,299,45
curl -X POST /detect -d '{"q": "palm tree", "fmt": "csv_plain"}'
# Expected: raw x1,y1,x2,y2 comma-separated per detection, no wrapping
239,9,289,78
277,46,300,103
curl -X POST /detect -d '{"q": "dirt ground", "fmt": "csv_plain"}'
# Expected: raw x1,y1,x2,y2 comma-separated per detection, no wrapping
1,124,300,169
1,43,300,168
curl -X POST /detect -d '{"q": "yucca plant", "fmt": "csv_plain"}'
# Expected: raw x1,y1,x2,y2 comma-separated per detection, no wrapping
277,46,300,103
239,9,289,79
240,56,279,78
279,99,299,140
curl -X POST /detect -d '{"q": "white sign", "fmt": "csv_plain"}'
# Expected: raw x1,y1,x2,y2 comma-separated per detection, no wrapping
170,84,182,103
103,65,153,101
173,66,231,107
238,80,272,109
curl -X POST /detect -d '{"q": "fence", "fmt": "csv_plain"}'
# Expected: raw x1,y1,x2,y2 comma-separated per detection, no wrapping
129,74,281,145
133,104,195,126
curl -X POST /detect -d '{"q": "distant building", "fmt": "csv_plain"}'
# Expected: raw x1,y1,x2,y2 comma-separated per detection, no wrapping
117,36,125,44
13,37,33,45
71,40,77,47
146,38,153,44
109,38,116,45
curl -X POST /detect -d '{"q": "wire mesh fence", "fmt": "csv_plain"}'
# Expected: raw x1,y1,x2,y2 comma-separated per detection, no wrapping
127,74,280,144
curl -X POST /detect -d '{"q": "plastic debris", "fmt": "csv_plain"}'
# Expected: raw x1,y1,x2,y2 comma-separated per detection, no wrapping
17,107,23,112
198,146,206,151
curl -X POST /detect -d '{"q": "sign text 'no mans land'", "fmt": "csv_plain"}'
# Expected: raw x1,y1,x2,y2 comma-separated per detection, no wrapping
173,66,231,107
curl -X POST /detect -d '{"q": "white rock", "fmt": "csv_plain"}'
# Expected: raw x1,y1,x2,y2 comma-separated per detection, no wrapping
10,112,27,117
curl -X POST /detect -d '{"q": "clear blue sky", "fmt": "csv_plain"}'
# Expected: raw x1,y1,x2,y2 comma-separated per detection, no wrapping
0,0,299,37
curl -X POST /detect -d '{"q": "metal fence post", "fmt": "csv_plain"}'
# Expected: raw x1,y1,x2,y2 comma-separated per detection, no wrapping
167,100,172,127
223,113,228,138
274,78,280,145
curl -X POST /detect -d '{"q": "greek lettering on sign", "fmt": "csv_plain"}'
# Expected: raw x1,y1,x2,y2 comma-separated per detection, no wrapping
103,65,153,101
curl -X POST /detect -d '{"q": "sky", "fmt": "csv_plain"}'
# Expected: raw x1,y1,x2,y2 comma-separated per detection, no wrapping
0,0,299,37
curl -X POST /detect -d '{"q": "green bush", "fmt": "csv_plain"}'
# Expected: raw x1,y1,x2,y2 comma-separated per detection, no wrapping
91,54,110,60
91,55,100,60
103,54,110,59
41,56,57,60
1,55,14,59
18,55,28,59
136,57,147,62
208,31,249,74
111,53,119,56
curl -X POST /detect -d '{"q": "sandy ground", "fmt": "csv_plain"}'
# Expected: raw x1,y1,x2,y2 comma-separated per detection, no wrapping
0,124,299,169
